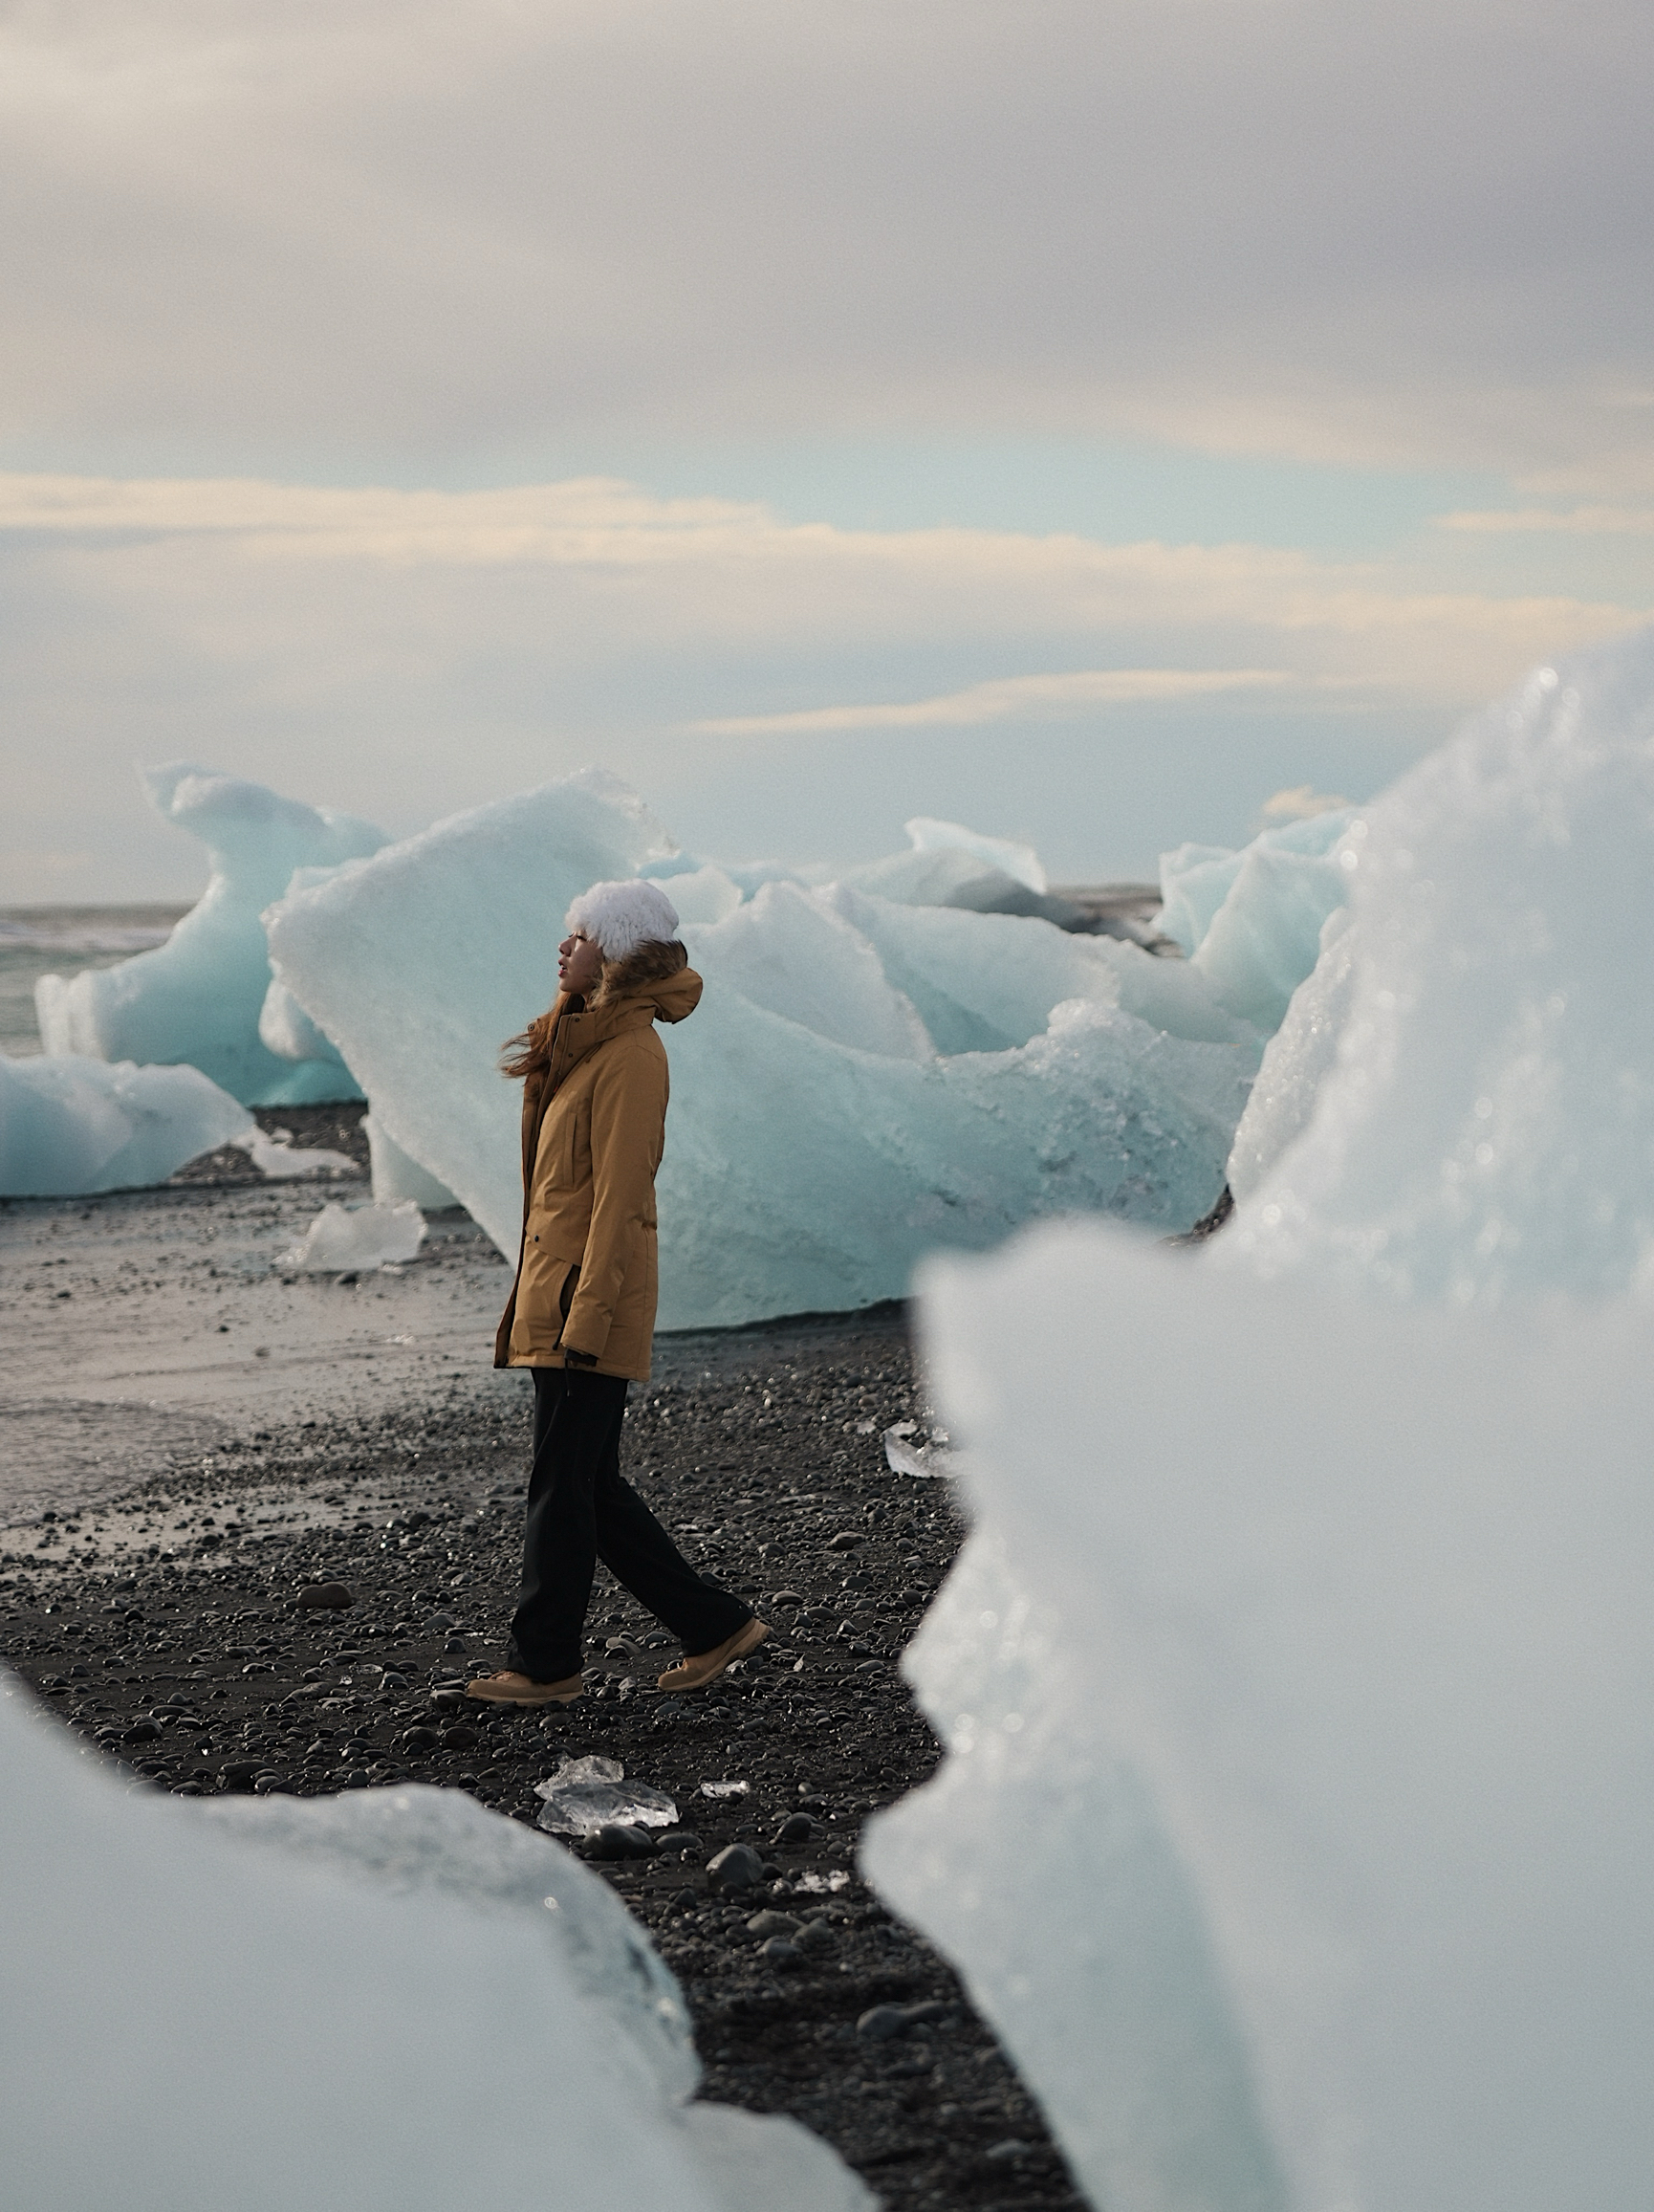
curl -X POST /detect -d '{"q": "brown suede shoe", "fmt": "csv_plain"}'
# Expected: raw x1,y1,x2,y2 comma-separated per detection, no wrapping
464,1669,584,1707
656,1617,770,1693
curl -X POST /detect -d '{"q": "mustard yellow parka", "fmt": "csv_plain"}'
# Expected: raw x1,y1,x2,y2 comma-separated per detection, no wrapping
494,963,702,1381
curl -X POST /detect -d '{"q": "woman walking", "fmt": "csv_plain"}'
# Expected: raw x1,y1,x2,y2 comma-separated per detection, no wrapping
467,878,767,1709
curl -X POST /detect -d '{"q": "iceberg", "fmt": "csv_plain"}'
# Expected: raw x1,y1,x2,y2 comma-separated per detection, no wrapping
0,1050,250,1195
1158,809,1356,1033
0,1675,871,2211
866,1218,1654,2212
266,776,1258,1327
35,763,385,1106
1220,629,1654,1299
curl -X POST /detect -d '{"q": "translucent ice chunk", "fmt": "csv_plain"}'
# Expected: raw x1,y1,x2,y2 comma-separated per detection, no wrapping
535,1756,679,1836
903,815,1048,894
238,1128,357,1179
34,762,385,1105
0,1050,251,1195
279,1198,425,1271
700,1779,751,1799
882,1426,952,1479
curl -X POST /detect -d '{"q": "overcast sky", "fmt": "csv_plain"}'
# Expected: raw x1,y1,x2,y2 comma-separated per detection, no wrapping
4,0,1653,898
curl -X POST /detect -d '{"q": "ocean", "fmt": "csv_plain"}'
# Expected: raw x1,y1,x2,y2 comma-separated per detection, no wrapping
0,905,187,1056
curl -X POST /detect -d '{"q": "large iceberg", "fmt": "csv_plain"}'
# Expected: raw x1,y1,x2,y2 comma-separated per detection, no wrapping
1220,631,1654,1298
864,627,1654,2212
0,1050,251,1195
266,776,1260,1325
35,763,386,1106
867,1224,1654,2212
0,1672,870,2211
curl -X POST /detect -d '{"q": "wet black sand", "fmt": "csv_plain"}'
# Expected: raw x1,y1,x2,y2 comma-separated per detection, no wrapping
2,1280,1084,2211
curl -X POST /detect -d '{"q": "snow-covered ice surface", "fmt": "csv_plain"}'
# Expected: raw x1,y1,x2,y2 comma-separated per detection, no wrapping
0,1675,872,2211
34,763,384,1106
0,1051,251,1195
1221,631,1654,1297
267,776,1257,1325
866,1222,1654,2212
279,1197,426,1272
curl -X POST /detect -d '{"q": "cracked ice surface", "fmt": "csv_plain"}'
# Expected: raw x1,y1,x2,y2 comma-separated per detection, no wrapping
0,1674,872,2211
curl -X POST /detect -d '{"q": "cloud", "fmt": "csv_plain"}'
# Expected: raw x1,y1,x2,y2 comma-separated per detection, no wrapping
2,471,1643,706
1439,506,1654,536
1,2,1652,488
692,668,1294,735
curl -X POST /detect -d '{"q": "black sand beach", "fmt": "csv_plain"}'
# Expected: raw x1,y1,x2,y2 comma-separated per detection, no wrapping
0,1116,1084,2212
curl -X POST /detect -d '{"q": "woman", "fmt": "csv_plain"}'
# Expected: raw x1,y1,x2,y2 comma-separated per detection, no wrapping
467,877,767,1709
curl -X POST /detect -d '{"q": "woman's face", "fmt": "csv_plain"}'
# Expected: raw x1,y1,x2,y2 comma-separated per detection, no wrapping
558,929,605,996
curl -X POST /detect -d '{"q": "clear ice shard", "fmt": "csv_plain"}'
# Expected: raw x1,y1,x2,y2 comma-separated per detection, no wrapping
535,1755,680,1836
265,774,1257,1326
0,1671,873,2208
34,762,385,1105
0,1050,251,1195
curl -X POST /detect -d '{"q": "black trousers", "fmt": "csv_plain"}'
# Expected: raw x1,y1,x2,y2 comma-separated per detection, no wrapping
506,1366,751,1683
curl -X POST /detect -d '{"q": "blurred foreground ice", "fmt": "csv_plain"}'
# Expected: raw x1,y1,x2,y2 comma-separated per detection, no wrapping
864,629,1654,2211
0,1678,870,2212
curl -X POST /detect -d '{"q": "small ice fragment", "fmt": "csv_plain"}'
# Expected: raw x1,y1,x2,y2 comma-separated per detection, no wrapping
883,1426,951,1479
700,1779,751,1799
855,1419,876,1435
278,1199,425,1272
533,1754,677,1837
795,1870,851,1894
239,1128,357,1178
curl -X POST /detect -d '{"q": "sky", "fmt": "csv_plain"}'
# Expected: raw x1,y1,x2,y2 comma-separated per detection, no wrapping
3,0,1653,901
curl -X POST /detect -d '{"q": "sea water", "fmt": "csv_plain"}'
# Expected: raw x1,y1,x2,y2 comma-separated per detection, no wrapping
0,906,185,1055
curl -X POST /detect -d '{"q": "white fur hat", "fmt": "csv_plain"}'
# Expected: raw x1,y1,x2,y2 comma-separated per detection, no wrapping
564,878,681,962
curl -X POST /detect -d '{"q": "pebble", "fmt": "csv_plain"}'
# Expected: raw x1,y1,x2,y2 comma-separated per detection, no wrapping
794,1919,837,1955
587,1823,658,1861
856,2004,910,2042
400,1725,440,1752
745,1909,800,1938
707,1842,767,1892
827,1532,864,1551
771,1811,816,1846
758,1937,802,1968
294,1583,354,1610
